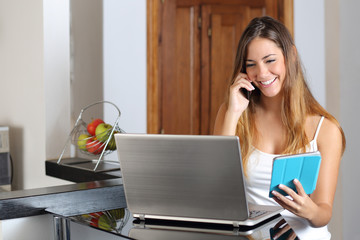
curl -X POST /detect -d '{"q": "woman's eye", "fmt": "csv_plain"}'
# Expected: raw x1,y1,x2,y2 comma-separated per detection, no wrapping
246,63,255,68
266,59,276,63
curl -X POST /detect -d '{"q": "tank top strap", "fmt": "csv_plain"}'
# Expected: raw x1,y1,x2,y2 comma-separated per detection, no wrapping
313,116,325,141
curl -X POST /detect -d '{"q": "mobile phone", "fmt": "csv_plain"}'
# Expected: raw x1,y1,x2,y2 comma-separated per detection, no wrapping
241,88,251,100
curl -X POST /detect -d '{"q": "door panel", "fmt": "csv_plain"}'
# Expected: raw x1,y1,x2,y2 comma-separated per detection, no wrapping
209,12,241,134
161,3,200,134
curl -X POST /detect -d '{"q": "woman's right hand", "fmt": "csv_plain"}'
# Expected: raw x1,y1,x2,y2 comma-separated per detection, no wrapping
227,73,255,117
213,73,254,135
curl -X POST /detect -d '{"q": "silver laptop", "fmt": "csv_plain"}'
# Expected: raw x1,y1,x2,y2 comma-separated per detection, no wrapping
114,134,283,227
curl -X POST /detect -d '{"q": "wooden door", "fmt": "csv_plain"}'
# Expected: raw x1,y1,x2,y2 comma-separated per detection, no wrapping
160,1,201,134
147,0,293,135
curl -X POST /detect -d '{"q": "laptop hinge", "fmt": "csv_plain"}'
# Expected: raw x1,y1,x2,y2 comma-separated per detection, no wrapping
232,221,240,228
139,214,145,221
138,221,145,228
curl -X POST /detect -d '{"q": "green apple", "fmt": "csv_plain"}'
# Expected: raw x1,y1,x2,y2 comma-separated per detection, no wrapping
77,134,90,150
95,123,113,142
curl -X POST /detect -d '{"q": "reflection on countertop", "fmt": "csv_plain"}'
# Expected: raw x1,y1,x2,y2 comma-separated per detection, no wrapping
68,208,295,240
69,208,131,235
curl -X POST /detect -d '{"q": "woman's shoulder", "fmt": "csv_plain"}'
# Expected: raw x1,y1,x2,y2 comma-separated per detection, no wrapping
318,117,342,138
306,115,341,138
316,116,343,153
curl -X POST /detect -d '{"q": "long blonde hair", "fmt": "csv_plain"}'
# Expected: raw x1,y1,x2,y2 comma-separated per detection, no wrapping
229,16,346,175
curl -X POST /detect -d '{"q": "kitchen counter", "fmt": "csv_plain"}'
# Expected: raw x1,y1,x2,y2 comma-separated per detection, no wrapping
66,207,294,240
0,179,124,220
45,158,121,183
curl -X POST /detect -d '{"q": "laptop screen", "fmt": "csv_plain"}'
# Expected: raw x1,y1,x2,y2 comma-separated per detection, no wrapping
115,134,249,221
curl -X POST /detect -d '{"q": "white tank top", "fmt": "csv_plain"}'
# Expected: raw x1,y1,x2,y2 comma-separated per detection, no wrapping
245,116,331,239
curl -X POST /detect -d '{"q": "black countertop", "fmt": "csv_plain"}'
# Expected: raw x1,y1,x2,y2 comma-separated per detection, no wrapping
0,178,125,220
45,158,121,183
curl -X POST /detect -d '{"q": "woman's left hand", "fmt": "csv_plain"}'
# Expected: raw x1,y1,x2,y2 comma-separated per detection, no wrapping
271,179,317,221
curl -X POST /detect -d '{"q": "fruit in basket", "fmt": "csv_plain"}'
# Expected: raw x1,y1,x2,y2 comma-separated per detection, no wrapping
106,137,117,150
95,123,113,142
77,134,91,150
86,138,105,154
87,118,104,136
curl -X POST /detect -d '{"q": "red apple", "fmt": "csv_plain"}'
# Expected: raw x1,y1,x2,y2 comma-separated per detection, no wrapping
86,138,105,155
87,118,104,136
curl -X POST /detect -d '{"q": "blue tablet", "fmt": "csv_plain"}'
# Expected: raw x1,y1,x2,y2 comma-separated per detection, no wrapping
269,151,321,198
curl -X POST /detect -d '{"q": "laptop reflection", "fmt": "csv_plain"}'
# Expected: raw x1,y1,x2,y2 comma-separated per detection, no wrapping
129,215,282,240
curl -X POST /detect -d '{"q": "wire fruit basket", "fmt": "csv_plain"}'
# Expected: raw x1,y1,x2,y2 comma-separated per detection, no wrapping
57,101,125,172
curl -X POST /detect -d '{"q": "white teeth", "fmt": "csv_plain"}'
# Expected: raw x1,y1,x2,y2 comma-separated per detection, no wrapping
261,77,276,85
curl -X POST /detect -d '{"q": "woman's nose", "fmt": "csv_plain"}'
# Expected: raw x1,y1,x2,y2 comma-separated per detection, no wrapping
257,64,269,78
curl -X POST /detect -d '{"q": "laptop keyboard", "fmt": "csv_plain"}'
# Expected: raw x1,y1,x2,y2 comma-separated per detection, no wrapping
249,210,268,219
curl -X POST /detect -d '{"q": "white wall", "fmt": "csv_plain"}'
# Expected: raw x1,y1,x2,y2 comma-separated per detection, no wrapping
324,1,344,239
103,0,147,134
70,0,104,125
294,0,325,106
44,0,74,164
102,0,146,161
0,0,72,238
0,0,71,191
339,1,360,239
0,0,45,191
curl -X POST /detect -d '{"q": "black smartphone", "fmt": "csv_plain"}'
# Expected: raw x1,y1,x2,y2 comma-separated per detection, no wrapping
239,73,252,100
241,88,251,100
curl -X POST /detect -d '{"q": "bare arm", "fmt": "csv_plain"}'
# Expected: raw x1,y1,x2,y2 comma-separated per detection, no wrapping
213,103,240,135
308,118,343,226
272,118,343,227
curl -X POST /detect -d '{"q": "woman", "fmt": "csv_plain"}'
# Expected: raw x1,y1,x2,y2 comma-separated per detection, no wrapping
214,16,345,239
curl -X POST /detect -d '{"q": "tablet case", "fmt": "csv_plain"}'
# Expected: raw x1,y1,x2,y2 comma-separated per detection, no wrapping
269,151,321,198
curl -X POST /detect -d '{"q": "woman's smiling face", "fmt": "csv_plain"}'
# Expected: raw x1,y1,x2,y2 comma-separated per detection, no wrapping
245,37,286,98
